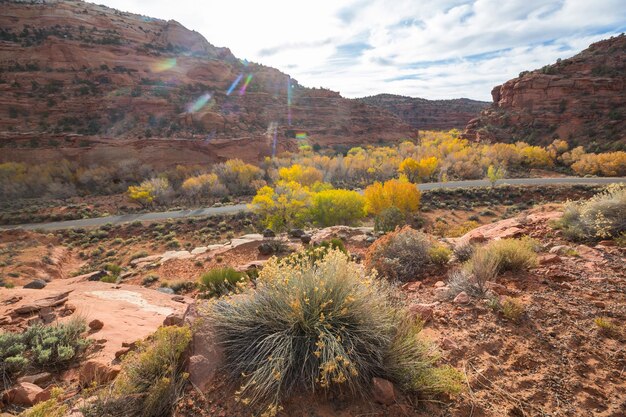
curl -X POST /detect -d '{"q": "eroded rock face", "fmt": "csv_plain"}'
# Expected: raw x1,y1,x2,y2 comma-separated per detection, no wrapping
463,34,626,151
358,94,489,130
0,1,414,169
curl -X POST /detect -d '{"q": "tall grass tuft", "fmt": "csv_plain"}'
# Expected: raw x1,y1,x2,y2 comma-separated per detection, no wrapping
210,249,462,415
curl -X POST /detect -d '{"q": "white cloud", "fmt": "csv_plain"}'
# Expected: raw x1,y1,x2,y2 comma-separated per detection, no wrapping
96,0,626,100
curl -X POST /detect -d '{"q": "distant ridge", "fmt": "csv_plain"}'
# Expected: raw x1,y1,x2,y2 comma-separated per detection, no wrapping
356,94,489,130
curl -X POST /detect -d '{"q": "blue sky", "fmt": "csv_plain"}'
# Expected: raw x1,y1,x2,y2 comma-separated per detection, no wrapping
98,0,626,101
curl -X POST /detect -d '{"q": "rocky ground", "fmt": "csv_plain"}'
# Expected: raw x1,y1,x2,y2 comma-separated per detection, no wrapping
0,203,624,416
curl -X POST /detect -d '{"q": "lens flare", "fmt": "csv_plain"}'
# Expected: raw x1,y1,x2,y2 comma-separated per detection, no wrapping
152,57,177,73
295,132,307,139
226,74,243,96
187,92,212,113
239,74,253,95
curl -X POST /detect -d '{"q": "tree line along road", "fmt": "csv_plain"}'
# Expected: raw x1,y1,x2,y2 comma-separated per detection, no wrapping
1,177,624,231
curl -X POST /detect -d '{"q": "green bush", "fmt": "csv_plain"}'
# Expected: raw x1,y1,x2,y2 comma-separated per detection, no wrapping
374,206,405,232
1,318,90,381
198,267,246,298
210,250,461,414
556,185,625,242
83,326,192,417
283,238,347,266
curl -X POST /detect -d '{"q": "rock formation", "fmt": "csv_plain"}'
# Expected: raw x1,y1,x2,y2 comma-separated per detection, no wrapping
357,94,489,130
464,34,626,151
0,0,415,167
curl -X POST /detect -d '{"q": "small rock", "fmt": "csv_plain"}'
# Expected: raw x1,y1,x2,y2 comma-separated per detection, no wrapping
371,377,396,405
79,360,120,386
440,337,458,351
114,347,131,359
262,228,276,238
157,287,175,295
171,295,186,303
401,281,422,292
289,228,305,238
409,303,437,322
257,242,275,256
366,236,377,244
453,292,470,304
593,301,606,309
434,281,446,288
18,372,53,386
434,287,450,301
88,319,104,331
3,382,43,406
34,386,54,403
24,280,47,289
74,270,108,281
300,234,312,245
539,254,561,265
549,245,571,255
598,240,615,247
163,313,184,326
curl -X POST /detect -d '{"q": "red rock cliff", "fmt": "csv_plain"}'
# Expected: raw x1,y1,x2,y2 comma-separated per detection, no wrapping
463,35,626,151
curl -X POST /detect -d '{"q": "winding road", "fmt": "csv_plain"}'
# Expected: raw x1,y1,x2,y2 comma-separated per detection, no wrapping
2,177,624,231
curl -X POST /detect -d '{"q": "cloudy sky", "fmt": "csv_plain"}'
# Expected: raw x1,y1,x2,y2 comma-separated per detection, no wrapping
98,0,626,101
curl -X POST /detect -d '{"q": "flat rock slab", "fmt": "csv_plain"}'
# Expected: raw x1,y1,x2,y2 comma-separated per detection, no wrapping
1,278,188,365
161,250,194,263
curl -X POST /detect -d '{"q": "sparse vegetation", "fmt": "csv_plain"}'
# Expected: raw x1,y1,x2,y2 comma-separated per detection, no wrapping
556,184,626,242
198,267,247,297
210,249,462,414
594,317,621,338
479,237,538,274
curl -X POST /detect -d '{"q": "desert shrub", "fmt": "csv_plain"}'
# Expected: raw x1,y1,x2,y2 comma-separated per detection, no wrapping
374,206,405,232
285,238,347,266
309,189,365,227
556,185,626,242
446,269,475,298
19,387,67,417
130,250,149,261
198,267,246,298
364,226,438,282
1,318,90,381
428,245,451,266
465,247,499,291
481,237,538,274
453,241,475,262
210,250,462,414
500,297,525,322
83,326,192,417
142,275,159,286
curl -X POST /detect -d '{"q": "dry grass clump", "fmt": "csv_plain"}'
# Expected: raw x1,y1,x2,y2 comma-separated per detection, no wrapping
364,226,444,282
556,184,626,242
478,237,538,274
83,326,192,417
487,297,525,323
210,249,463,416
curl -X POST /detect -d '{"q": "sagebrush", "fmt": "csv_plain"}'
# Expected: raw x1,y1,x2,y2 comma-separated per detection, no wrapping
210,250,462,415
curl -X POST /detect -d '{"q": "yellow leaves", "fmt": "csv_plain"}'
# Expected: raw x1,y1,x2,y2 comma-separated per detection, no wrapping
364,179,420,215
309,189,366,227
398,156,439,183
571,151,626,176
278,164,323,186
127,184,154,206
